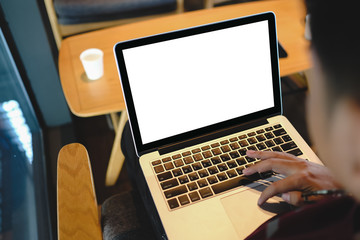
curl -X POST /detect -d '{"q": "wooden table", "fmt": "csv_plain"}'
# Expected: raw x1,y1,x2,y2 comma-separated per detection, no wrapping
59,0,311,186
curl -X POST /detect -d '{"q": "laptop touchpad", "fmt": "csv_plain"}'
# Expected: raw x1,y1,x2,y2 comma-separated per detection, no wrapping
220,185,293,239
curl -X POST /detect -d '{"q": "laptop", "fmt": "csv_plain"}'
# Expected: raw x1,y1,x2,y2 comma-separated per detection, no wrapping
114,12,321,239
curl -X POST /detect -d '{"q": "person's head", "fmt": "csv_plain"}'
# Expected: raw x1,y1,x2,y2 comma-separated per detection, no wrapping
305,0,360,200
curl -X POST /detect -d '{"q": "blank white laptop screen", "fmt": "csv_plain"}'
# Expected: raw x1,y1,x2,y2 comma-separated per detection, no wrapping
123,20,274,144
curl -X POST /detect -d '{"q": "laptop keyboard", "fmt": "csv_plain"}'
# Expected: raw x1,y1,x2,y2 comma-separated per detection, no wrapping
151,124,303,210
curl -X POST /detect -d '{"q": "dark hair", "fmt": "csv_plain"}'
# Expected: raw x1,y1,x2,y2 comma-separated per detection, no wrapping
306,0,360,103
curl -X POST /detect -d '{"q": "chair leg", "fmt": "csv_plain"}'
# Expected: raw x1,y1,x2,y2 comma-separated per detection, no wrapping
109,112,119,132
105,111,128,186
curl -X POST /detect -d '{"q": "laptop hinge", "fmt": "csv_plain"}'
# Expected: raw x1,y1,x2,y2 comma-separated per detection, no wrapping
158,118,269,155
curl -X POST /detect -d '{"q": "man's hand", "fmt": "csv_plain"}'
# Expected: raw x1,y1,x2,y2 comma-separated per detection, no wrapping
243,150,342,206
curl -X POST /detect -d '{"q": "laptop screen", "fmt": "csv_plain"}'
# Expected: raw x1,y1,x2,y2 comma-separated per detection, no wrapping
115,12,281,154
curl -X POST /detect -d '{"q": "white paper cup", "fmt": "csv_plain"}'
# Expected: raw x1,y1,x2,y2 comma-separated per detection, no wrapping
80,48,104,80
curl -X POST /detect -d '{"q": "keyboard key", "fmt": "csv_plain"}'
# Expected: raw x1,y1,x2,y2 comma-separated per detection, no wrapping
211,143,220,148
218,163,228,172
220,140,229,145
178,195,190,206
239,134,247,139
244,163,253,168
198,169,209,178
168,198,179,209
211,174,261,194
187,182,198,191
162,157,172,163
161,178,179,190
248,137,257,144
211,156,221,165
256,129,265,134
265,132,275,139
238,148,247,156
272,146,282,152
201,159,212,168
152,160,161,166
230,142,240,150
239,140,249,147
217,172,228,181
265,140,275,147
201,145,211,151
282,135,292,142
274,137,284,145
256,135,266,142
183,156,194,164
280,141,297,151
192,148,201,154
256,143,267,151
220,154,231,162
208,166,219,175
182,165,193,174
226,169,237,178
192,162,202,171
287,148,303,156
202,151,213,159
236,157,247,166
199,187,213,199
178,175,189,184
227,160,237,169
221,145,231,153
157,171,173,182
188,192,201,202
248,132,256,137
182,151,191,157
229,151,240,159
193,153,203,161
274,124,282,129
273,128,287,136
172,154,181,160
164,185,187,198
247,145,257,151
207,176,218,184
172,168,183,177
236,166,245,175
197,179,208,188
174,159,184,167
189,172,199,181
164,162,175,170
245,156,256,163
212,148,222,156
230,137,238,142
265,126,274,131
154,165,165,173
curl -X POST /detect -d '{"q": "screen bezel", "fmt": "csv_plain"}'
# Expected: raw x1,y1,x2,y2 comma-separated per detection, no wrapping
114,12,282,155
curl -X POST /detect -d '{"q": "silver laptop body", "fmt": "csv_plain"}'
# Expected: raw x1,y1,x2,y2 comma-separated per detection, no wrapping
114,12,320,239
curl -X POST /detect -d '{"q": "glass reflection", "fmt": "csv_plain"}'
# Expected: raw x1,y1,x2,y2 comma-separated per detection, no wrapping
1,100,33,163
0,28,50,239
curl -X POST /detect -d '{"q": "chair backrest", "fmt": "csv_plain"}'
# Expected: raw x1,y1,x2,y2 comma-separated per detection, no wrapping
44,0,62,48
57,143,102,240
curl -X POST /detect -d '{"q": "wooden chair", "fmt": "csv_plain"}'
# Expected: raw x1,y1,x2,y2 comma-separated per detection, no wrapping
43,0,216,49
57,143,152,240
57,143,102,239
